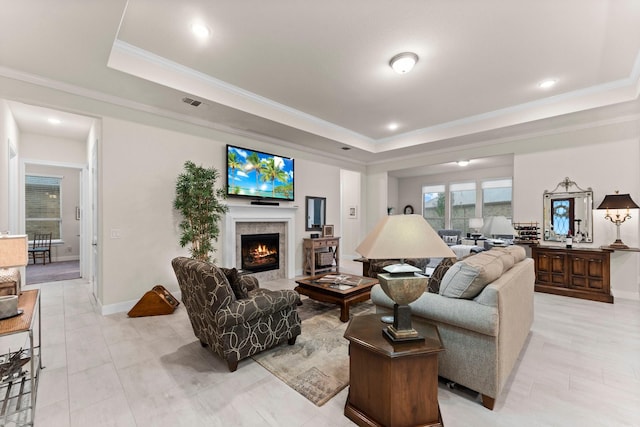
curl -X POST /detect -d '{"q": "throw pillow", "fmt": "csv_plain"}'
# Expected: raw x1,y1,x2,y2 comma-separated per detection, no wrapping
443,235,457,244
221,267,249,299
427,257,456,293
439,253,504,299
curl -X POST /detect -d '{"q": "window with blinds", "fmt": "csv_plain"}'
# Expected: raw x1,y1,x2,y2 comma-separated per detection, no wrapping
25,175,62,240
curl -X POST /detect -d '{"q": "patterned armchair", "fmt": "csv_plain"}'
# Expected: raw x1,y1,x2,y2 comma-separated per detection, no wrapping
171,257,301,372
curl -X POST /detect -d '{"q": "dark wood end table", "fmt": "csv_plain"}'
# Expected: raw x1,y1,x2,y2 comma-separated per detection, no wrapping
294,273,378,322
344,314,444,427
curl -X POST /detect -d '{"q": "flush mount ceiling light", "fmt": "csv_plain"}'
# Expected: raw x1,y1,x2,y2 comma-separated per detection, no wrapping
47,118,61,125
190,22,211,39
389,52,418,74
387,122,399,131
457,160,469,167
538,79,557,89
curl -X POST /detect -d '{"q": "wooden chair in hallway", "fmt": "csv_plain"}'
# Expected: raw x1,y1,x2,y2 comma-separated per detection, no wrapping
29,233,52,265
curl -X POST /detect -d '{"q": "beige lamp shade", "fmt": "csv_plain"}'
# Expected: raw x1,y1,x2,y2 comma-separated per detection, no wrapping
356,214,455,259
482,216,516,237
0,235,29,268
469,217,484,230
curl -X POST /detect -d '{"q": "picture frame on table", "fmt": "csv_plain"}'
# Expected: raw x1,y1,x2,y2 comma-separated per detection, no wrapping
322,224,334,237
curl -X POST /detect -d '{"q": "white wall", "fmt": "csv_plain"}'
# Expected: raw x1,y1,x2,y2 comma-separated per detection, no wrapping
98,117,349,311
0,100,19,232
20,133,86,164
387,175,398,215
293,158,341,274
514,138,640,300
340,168,363,259
364,171,388,232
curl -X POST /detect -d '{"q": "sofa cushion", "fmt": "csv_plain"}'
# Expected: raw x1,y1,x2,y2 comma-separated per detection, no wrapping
427,257,456,293
496,245,526,262
482,249,515,272
439,253,504,299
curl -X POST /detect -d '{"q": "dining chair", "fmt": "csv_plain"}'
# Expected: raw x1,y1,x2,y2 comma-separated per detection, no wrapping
29,233,52,265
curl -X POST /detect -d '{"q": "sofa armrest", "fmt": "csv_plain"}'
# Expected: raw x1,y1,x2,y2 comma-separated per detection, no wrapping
371,285,498,336
215,289,301,328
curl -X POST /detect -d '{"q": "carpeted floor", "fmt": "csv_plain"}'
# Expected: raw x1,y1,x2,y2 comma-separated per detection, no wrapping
26,260,81,285
251,297,375,406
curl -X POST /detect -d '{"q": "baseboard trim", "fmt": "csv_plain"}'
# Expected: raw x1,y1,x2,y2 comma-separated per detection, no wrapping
51,255,80,263
612,289,640,301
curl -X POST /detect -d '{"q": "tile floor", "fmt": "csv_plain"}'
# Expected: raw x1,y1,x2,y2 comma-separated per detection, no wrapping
2,260,639,426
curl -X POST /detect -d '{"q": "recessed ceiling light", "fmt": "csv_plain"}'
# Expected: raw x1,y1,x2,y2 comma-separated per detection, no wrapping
538,79,557,89
341,146,351,151
457,160,469,167
190,23,211,39
389,52,418,74
47,118,61,125
388,122,399,131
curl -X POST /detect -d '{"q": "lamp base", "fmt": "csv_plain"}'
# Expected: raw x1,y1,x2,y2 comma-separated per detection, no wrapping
607,239,629,249
383,304,424,343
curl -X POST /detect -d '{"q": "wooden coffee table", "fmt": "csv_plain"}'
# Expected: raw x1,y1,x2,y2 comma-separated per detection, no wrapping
294,273,378,322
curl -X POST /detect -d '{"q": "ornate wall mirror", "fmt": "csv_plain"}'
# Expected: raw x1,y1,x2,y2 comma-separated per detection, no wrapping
305,196,326,231
543,178,593,243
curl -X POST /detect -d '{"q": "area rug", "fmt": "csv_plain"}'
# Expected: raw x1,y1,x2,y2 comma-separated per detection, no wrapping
26,260,81,285
251,298,375,406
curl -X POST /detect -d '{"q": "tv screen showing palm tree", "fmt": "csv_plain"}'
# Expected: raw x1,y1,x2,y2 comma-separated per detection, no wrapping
226,145,295,201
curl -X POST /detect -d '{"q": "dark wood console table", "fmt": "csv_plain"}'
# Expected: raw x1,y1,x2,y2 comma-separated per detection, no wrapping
344,314,444,427
532,246,612,303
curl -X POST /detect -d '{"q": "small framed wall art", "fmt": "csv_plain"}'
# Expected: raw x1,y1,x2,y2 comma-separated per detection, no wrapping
322,224,334,237
348,206,357,219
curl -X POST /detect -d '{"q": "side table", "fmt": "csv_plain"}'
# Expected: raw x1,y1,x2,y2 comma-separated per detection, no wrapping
344,314,444,427
0,289,42,426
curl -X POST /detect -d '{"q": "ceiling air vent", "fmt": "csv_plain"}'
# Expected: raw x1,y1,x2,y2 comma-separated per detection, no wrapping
181,97,202,107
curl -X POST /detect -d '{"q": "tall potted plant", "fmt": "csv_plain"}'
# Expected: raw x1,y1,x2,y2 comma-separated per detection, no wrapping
174,160,228,262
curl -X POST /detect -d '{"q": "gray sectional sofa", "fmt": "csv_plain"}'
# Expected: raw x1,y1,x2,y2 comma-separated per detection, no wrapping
371,245,535,409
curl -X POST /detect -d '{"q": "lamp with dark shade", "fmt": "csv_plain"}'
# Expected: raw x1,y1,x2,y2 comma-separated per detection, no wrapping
356,215,455,342
596,191,639,249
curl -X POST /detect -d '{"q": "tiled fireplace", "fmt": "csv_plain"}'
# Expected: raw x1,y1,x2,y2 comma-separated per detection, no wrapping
222,204,297,281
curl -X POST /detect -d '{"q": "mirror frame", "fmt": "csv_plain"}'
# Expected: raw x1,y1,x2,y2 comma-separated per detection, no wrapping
305,196,326,231
543,178,593,243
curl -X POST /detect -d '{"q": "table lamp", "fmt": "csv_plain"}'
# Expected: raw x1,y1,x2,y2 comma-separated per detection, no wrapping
469,217,484,241
596,191,639,249
0,234,29,295
356,215,455,342
482,216,516,240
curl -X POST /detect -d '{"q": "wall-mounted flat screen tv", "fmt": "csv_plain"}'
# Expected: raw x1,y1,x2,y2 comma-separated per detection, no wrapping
226,144,295,201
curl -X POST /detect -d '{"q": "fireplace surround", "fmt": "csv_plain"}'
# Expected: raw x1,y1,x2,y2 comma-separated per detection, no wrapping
222,204,297,279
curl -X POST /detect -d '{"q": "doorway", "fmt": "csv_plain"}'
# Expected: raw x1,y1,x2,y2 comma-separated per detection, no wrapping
23,164,84,284
7,101,98,289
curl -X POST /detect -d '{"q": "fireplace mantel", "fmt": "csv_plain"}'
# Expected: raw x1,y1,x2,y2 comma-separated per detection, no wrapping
222,204,298,278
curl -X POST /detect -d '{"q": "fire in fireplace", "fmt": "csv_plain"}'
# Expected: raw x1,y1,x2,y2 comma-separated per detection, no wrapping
241,233,280,273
